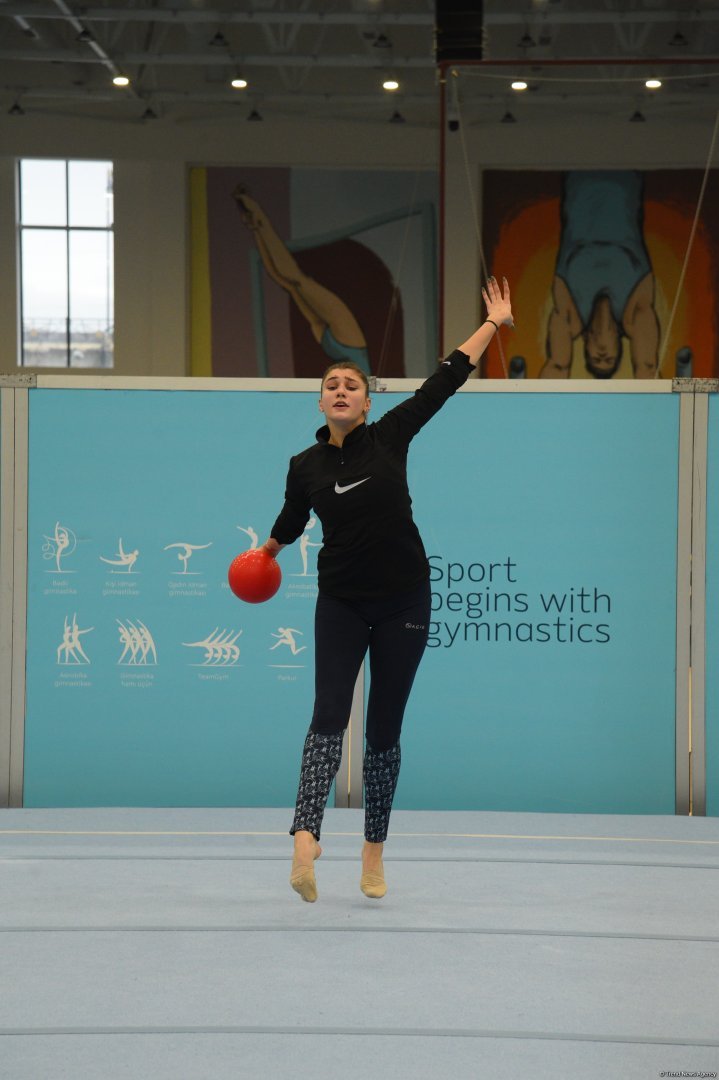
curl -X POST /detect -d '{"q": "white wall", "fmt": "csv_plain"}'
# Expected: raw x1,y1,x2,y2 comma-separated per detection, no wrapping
0,109,715,377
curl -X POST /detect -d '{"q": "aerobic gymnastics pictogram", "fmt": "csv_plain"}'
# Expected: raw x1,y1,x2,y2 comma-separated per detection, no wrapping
56,614,94,665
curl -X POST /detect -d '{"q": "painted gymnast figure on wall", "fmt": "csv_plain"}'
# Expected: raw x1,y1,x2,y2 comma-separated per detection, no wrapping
233,186,370,374
481,167,717,379
540,171,660,379
190,165,440,379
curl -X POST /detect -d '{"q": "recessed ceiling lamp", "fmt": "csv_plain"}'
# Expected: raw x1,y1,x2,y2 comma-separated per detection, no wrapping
645,78,662,89
383,79,399,91
113,75,130,87
231,78,248,89
511,80,528,91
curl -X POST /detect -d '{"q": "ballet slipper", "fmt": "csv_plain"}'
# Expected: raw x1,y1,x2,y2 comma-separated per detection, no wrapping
360,859,387,899
290,864,317,903
290,840,321,903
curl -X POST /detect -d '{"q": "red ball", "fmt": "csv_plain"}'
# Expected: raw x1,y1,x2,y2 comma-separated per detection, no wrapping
228,549,282,603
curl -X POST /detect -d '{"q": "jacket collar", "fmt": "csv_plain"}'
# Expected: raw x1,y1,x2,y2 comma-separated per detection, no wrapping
315,420,368,448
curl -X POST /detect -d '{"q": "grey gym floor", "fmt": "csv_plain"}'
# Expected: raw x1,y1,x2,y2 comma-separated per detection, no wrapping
1,807,718,1080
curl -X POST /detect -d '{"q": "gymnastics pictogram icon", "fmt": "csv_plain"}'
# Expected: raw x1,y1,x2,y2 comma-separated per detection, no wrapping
270,627,306,656
117,619,158,665
268,625,307,669
100,539,140,574
43,522,77,573
164,541,213,574
292,516,320,578
237,525,259,549
56,614,94,665
183,628,242,666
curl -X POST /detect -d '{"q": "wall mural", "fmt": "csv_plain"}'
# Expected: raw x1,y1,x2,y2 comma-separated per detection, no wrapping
481,169,719,380
190,166,438,380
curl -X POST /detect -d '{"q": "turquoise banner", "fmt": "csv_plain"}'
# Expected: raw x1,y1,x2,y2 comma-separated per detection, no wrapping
369,391,679,814
24,386,679,813
25,389,321,807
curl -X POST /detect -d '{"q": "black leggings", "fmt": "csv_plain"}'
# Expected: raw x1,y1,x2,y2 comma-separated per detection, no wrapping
289,580,431,842
311,578,431,751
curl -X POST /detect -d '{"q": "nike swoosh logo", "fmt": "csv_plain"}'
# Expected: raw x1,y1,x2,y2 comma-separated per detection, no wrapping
335,478,371,494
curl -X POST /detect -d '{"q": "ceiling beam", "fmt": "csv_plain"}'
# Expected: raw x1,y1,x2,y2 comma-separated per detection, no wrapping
1,4,718,27
0,6,435,25
4,48,719,71
48,0,119,78
0,48,435,67
7,89,718,117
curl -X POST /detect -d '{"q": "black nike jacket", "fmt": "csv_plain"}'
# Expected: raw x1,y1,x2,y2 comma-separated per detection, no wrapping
270,349,474,600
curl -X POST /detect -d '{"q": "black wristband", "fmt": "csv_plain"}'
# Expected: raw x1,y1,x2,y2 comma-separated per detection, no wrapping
484,318,499,331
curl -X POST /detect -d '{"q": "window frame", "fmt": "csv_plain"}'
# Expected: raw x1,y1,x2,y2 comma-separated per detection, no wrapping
17,158,114,370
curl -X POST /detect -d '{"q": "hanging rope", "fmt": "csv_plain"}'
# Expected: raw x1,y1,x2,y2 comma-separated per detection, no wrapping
376,170,423,378
450,70,509,377
656,106,719,377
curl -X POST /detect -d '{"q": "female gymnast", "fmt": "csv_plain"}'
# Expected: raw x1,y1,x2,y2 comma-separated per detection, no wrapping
261,276,514,902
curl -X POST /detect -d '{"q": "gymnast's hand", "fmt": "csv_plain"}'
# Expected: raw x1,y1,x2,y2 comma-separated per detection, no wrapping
259,538,284,558
482,276,514,328
231,186,265,231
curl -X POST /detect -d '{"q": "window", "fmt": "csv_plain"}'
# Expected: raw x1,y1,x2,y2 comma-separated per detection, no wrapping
18,159,114,368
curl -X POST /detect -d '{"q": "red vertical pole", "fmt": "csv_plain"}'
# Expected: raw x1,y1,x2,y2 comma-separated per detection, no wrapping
438,62,447,358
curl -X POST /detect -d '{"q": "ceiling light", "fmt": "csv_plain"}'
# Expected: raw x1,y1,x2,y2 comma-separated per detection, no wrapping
247,108,262,122
511,81,528,91
383,79,399,91
629,109,646,122
8,101,25,116
501,111,517,124
231,78,248,89
112,75,130,87
645,79,662,90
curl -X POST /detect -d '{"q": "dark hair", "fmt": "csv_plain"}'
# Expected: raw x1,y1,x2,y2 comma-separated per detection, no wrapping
320,362,370,395
583,296,621,378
